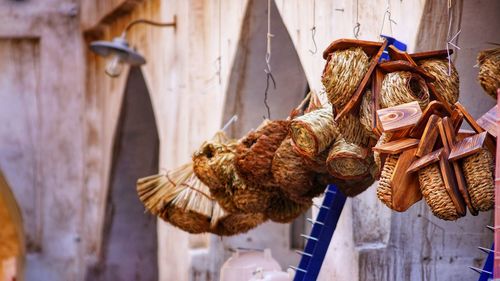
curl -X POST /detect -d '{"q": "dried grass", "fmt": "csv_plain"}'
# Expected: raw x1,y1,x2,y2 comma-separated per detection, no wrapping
326,137,372,180
335,111,375,147
380,71,430,109
210,203,267,236
419,59,459,106
477,48,500,99
266,190,311,223
359,89,378,139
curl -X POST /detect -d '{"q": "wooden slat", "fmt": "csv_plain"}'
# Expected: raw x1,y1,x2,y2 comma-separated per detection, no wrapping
322,39,383,59
416,115,440,157
477,105,498,138
409,101,449,138
450,109,464,132
372,138,419,154
390,148,422,212
448,131,487,161
371,68,384,137
377,101,422,132
410,49,453,61
407,148,443,173
455,102,485,134
378,60,435,82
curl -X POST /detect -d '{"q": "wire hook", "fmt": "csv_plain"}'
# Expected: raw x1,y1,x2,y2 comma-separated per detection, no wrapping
309,0,318,54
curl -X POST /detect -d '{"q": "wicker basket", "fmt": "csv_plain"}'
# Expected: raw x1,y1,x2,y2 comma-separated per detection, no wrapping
232,176,274,213
333,173,375,197
290,107,339,157
210,203,267,236
418,59,459,106
162,207,212,234
418,164,460,220
335,111,375,147
326,138,372,180
359,89,378,139
376,154,399,208
462,149,495,211
266,190,311,223
235,120,289,188
322,47,370,110
380,71,430,109
299,146,329,174
477,48,500,99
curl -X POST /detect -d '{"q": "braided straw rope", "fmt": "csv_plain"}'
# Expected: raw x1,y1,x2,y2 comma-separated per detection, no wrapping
322,47,370,110
376,154,399,209
290,107,339,157
462,149,495,211
380,71,430,109
326,138,371,180
418,164,459,221
477,48,500,99
333,173,375,197
419,59,459,106
232,176,274,213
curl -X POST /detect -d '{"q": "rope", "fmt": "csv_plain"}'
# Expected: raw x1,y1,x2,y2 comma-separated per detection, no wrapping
353,0,360,39
264,0,276,119
309,0,318,54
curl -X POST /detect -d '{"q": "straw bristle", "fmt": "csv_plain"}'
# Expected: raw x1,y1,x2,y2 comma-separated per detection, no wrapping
419,59,459,106
380,71,430,109
322,47,370,110
477,48,500,99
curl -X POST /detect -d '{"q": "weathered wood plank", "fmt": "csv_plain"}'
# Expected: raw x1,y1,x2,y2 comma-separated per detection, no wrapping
448,131,487,161
373,138,419,154
390,148,422,212
407,148,443,173
377,101,422,132
409,101,448,137
477,105,498,138
416,114,440,157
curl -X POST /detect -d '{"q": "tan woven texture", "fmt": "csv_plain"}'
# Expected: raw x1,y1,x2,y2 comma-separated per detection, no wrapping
266,190,311,223
300,146,329,174
326,138,371,179
419,59,459,106
163,207,211,234
418,164,459,221
380,71,430,109
322,47,370,110
333,173,375,197
211,211,267,236
373,133,393,178
377,154,399,208
232,176,274,213
290,106,338,157
477,48,500,99
335,111,374,147
462,149,495,211
193,140,237,192
359,89,378,139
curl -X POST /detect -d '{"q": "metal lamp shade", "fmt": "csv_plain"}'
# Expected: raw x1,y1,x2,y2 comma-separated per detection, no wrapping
90,36,146,66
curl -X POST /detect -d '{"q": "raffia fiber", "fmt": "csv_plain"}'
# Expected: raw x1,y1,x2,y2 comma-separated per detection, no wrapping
326,138,371,180
210,203,267,236
266,190,311,223
322,47,370,110
359,89,378,140
477,48,500,99
418,164,459,221
419,59,459,106
380,71,430,109
235,120,289,188
232,176,274,213
373,133,393,179
462,149,495,211
335,111,375,147
376,154,398,208
333,173,375,197
290,107,338,157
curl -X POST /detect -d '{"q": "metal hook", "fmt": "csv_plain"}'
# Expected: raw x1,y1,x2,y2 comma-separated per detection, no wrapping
221,115,238,131
309,26,318,54
353,23,361,39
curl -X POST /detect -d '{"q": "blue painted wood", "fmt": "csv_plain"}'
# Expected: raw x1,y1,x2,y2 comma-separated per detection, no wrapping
293,185,347,281
479,244,494,281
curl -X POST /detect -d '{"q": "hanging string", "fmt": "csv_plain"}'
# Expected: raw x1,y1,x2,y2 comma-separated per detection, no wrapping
379,0,397,38
221,115,238,132
353,0,360,39
309,0,318,54
216,0,222,85
264,0,276,119
445,0,461,76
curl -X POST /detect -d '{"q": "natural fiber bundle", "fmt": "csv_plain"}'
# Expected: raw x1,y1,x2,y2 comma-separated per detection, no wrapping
283,173,331,205
380,71,430,109
232,176,274,213
235,120,289,188
272,138,316,200
335,112,374,147
136,163,191,217
266,190,311,223
418,59,459,106
210,203,267,236
462,149,495,211
376,154,398,208
300,148,329,174
477,48,500,99
418,164,459,220
322,47,370,109
333,173,375,197
326,138,372,180
290,107,338,157
359,89,378,138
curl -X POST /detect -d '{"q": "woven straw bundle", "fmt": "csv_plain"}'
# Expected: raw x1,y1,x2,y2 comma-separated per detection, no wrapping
282,173,331,205
210,203,267,236
380,71,430,109
299,147,329,174
462,149,495,211
359,89,378,138
326,138,372,180
477,48,500,99
376,154,398,208
418,164,459,221
290,107,338,157
266,190,311,223
232,176,274,213
333,173,375,197
418,59,459,106
235,120,289,188
373,133,393,178
335,112,375,147
322,47,370,110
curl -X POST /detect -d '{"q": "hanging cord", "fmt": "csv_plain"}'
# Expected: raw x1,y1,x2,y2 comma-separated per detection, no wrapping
353,0,360,39
309,0,318,54
379,0,397,38
445,0,461,76
221,115,238,132
264,0,276,119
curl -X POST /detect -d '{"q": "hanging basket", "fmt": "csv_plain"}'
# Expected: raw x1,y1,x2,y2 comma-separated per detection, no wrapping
333,173,375,197
380,71,430,109
235,120,290,188
376,154,399,208
322,47,370,110
359,89,378,138
299,147,329,174
326,138,372,180
418,59,459,106
290,107,338,157
266,190,311,223
373,133,393,179
335,111,375,147
210,203,267,236
418,164,460,221
477,48,500,99
462,148,495,211
232,176,275,213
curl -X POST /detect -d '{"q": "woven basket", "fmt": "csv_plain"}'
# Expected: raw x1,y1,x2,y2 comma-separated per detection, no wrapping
462,149,495,211
162,207,211,234
335,111,374,147
322,47,370,110
290,107,338,157
266,190,311,223
210,203,267,236
235,120,289,188
232,176,274,213
298,146,329,174
333,173,375,197
380,71,430,109
373,133,393,179
418,59,459,106
477,48,500,99
359,89,378,138
418,164,460,220
326,138,372,180
376,154,399,208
